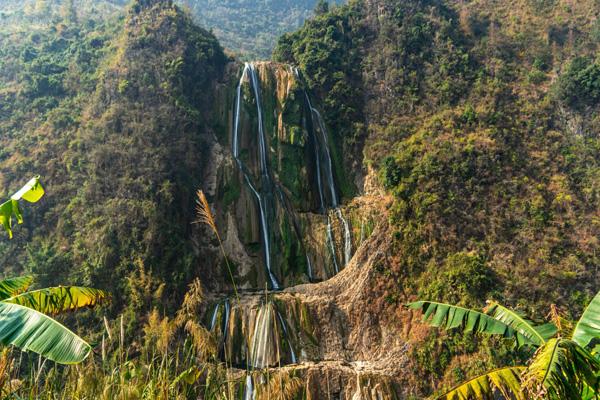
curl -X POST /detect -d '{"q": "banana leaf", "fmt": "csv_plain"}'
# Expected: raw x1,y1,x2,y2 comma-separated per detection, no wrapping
0,301,91,364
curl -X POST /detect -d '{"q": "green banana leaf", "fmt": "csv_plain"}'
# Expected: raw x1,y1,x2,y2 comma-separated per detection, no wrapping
523,338,599,400
0,301,91,364
4,286,108,315
572,291,600,349
435,366,526,400
407,301,534,346
485,301,556,346
0,176,44,238
0,276,33,300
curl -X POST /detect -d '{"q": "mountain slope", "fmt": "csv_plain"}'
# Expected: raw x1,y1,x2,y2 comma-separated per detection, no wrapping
180,0,345,59
275,0,600,395
0,0,227,312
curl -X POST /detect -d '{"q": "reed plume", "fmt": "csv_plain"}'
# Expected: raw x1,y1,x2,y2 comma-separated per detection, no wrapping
194,190,239,300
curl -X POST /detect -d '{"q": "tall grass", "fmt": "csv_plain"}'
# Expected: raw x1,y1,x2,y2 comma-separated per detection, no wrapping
1,190,305,399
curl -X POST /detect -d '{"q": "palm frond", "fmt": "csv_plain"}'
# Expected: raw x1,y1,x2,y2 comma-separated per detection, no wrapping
523,338,600,399
485,302,556,346
0,301,91,364
572,291,600,349
408,301,534,346
0,276,33,301
435,366,526,400
3,286,109,315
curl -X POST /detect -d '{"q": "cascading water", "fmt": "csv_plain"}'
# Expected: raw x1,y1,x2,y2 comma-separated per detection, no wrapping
327,218,340,274
306,254,313,281
303,79,354,272
277,312,297,364
339,209,352,266
244,375,255,400
232,63,280,290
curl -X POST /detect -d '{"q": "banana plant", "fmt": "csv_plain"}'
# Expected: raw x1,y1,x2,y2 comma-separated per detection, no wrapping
0,275,108,364
0,177,109,364
408,292,600,400
0,176,44,238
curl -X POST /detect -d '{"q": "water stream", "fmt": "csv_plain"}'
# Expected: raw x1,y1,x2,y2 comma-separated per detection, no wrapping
232,63,280,290
244,374,255,400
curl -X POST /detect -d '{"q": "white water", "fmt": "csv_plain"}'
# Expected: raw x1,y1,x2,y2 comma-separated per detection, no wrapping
306,254,313,281
249,302,297,368
326,216,340,274
305,94,338,207
277,312,297,364
209,299,230,342
301,74,354,272
232,63,280,290
244,374,255,400
224,299,230,339
338,209,352,266
250,302,276,369
209,304,219,331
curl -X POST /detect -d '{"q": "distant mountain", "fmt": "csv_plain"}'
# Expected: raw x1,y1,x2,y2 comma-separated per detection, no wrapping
0,0,344,58
180,0,345,59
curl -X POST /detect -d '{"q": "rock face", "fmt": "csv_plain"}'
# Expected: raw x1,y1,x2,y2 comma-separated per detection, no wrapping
197,61,407,398
201,61,371,290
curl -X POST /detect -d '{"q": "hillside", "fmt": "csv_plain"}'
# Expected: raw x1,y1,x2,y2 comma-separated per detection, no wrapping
0,0,599,398
0,0,345,59
275,0,600,394
180,0,345,59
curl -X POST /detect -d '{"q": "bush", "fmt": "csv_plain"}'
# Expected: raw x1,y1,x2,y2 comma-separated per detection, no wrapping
556,57,600,108
419,251,496,306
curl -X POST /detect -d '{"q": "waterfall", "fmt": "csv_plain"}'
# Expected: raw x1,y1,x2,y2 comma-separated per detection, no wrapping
232,63,280,290
223,299,230,339
249,301,297,368
301,73,354,272
250,302,276,369
209,303,219,331
232,63,354,287
277,312,297,364
306,254,313,281
244,374,255,400
305,93,338,208
326,216,340,274
338,209,352,266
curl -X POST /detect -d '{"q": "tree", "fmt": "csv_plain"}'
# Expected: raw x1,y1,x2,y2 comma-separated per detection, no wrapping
314,0,329,15
408,294,600,399
0,177,108,364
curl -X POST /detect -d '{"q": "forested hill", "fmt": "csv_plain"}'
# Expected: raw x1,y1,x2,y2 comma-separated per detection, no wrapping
0,0,345,58
0,0,600,397
180,0,345,59
275,0,600,393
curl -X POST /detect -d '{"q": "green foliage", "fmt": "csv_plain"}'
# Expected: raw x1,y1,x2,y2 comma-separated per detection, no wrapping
419,252,496,306
4,286,108,315
0,274,107,365
556,56,600,109
181,0,344,59
572,291,600,349
0,301,91,364
437,366,526,400
0,276,33,300
412,293,600,399
523,338,599,400
0,177,44,238
408,301,535,346
0,1,228,318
